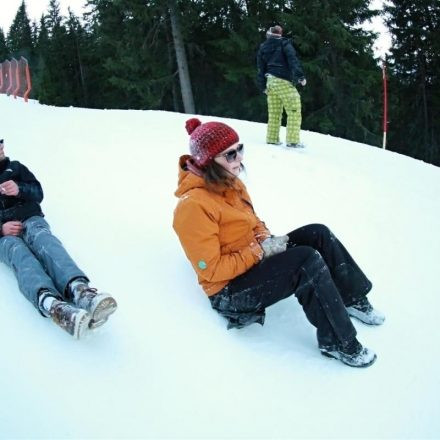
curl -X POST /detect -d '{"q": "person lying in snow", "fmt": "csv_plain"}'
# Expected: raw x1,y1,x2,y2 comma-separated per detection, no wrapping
173,119,385,368
0,139,117,339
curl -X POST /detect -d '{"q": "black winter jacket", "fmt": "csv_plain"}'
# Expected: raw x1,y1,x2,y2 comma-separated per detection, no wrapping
257,36,305,92
0,157,44,226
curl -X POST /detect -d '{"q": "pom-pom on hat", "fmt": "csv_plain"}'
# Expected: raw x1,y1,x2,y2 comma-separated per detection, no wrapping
185,118,239,167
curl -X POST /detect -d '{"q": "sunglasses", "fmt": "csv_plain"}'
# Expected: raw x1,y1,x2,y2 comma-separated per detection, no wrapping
217,143,244,163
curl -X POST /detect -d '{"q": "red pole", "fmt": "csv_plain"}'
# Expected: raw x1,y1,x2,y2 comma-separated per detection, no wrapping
382,60,388,149
6,61,13,95
23,58,32,102
13,58,20,99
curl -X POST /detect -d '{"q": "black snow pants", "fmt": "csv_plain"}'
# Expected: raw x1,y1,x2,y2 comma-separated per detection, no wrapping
209,224,372,348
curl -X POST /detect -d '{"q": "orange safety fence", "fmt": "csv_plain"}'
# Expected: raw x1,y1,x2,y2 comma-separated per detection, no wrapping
0,57,32,102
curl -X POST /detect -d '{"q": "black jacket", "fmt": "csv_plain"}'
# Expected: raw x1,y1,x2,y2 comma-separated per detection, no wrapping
257,36,305,92
0,157,44,225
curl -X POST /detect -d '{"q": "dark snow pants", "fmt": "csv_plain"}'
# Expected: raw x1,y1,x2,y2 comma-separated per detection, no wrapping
0,216,87,313
210,224,372,348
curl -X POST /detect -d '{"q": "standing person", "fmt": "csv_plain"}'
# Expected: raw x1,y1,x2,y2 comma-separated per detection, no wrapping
0,139,117,339
257,25,307,148
173,119,385,368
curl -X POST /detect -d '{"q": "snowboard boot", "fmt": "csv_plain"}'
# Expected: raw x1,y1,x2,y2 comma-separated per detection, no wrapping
50,301,91,339
267,141,282,145
320,338,377,368
286,142,305,148
346,296,385,325
39,291,91,339
70,281,117,329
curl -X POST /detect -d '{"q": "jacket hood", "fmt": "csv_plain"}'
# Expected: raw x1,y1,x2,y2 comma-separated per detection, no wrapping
174,155,245,199
263,36,286,47
174,155,206,198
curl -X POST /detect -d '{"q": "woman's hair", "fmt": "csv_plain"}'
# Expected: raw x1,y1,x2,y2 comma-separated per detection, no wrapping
203,161,245,191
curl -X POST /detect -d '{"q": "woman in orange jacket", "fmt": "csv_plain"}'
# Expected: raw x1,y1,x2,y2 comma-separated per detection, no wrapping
173,118,385,368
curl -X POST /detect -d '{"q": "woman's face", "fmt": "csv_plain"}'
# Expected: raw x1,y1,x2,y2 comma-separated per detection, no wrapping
213,142,244,177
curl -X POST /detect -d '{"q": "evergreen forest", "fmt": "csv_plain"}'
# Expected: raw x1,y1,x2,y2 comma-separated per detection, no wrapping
1,0,439,166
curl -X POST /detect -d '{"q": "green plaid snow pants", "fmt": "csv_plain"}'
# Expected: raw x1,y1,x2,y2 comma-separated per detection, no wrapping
266,76,302,144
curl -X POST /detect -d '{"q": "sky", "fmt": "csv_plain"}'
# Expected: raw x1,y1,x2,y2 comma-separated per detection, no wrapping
1,0,87,29
0,94,439,438
365,0,392,57
1,0,392,58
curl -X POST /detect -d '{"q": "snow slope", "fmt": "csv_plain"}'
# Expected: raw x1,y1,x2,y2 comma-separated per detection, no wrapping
0,95,439,439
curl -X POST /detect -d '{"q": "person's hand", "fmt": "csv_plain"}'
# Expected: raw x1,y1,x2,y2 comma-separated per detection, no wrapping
1,221,23,236
298,78,307,87
261,235,289,259
0,180,19,196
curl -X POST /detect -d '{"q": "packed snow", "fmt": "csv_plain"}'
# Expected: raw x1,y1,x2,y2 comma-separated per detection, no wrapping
0,94,439,439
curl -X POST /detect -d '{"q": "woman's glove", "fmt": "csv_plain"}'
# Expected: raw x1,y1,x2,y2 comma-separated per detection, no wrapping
261,235,289,259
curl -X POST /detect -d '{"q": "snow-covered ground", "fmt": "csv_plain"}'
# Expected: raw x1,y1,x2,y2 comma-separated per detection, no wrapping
0,94,439,439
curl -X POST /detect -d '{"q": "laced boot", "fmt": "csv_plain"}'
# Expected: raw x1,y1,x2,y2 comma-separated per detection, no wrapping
39,291,90,339
346,296,385,325
50,301,91,339
70,281,117,329
320,338,377,368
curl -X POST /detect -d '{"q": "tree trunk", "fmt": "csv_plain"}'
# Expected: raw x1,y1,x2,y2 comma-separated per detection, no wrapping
166,29,180,112
75,35,87,106
168,0,195,114
419,53,429,161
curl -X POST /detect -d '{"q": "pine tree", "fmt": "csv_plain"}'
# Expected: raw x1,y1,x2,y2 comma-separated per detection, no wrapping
33,15,50,100
30,20,39,48
179,0,381,148
86,0,174,109
285,0,381,145
177,0,280,120
36,7,90,106
0,28,9,60
169,0,195,113
37,0,77,106
384,0,440,165
65,9,89,105
23,0,388,158
7,0,33,59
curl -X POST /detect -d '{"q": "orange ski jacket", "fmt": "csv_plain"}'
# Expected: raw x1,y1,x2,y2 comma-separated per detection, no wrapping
173,156,271,296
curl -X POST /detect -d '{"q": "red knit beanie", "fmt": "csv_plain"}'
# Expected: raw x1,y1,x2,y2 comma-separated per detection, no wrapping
185,118,239,167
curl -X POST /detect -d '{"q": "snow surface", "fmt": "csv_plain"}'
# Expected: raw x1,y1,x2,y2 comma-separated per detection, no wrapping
0,94,439,439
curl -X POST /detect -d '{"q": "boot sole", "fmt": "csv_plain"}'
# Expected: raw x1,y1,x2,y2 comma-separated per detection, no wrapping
89,318,108,329
321,350,377,368
74,309,91,339
346,307,385,326
90,297,117,328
